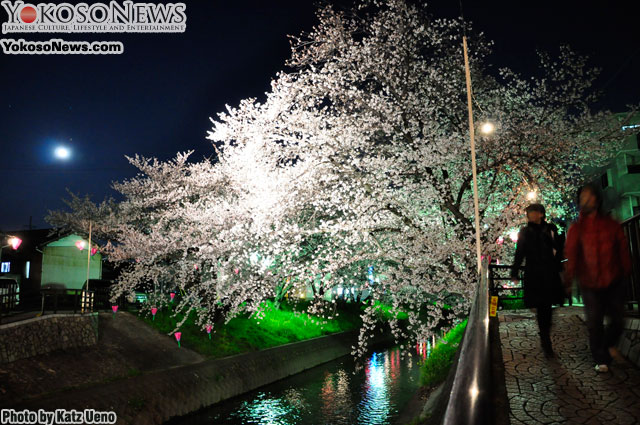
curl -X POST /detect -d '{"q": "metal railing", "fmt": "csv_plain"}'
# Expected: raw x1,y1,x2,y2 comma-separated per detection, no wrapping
441,260,491,425
0,279,19,317
622,214,640,312
488,264,523,302
0,284,131,324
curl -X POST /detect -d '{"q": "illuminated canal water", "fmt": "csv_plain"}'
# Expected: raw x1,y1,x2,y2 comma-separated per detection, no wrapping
170,346,425,424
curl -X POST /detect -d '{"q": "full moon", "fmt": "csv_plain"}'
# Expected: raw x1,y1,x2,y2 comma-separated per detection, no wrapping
54,146,71,159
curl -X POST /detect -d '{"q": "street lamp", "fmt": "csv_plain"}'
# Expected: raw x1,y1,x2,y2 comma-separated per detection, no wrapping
480,122,495,135
0,235,23,271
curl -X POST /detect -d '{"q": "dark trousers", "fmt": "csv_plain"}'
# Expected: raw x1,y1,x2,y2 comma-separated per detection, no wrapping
581,279,626,365
537,302,553,335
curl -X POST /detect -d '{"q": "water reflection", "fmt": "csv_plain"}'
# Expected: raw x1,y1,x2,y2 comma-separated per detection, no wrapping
229,392,304,424
321,370,351,421
357,351,391,424
178,347,420,425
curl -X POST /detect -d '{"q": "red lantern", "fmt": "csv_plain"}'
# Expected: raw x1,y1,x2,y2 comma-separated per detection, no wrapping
8,237,22,250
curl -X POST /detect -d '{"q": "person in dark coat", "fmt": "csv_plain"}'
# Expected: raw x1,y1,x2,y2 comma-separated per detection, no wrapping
511,203,565,357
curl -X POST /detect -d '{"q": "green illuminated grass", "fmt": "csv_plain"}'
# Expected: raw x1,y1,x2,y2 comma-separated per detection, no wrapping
139,300,362,358
500,298,526,310
419,320,467,387
371,300,409,320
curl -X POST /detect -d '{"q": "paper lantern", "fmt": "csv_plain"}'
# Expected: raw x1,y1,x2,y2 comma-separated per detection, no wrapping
8,237,22,250
206,324,213,340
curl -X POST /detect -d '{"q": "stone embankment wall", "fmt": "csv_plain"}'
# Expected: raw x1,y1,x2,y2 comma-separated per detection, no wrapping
16,330,392,425
0,313,98,363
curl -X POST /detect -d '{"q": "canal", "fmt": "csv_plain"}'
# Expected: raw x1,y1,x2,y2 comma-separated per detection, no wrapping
168,345,425,424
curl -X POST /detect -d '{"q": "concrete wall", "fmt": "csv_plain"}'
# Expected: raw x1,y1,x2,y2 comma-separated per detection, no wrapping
0,313,98,363
15,331,391,425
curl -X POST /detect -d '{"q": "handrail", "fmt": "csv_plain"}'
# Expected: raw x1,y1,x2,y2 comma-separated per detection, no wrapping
622,214,640,311
442,259,490,425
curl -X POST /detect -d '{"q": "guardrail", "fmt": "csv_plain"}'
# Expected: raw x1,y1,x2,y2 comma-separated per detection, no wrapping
0,285,132,324
0,279,19,319
441,260,491,425
622,214,640,313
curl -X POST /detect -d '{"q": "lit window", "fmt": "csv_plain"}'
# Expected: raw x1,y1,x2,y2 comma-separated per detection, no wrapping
25,261,30,279
1,262,9,273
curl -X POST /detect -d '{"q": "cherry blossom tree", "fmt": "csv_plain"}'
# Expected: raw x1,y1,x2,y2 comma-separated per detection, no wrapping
50,0,631,354
208,0,629,354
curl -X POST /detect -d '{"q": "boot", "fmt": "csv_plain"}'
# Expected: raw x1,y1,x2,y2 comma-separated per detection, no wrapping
540,332,555,358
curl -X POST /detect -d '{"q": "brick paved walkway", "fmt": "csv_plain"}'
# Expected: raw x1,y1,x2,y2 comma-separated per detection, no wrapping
499,307,640,424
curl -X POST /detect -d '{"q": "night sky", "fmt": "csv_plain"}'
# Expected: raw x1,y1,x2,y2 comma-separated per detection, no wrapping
1,1,638,231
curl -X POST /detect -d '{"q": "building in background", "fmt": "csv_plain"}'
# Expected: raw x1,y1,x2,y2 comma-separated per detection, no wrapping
40,234,102,290
592,113,640,221
0,230,102,304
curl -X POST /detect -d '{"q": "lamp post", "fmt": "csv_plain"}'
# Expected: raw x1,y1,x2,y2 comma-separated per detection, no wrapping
462,35,483,273
86,221,92,293
74,221,93,312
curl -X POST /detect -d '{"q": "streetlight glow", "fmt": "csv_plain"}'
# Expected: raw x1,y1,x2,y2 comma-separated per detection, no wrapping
527,191,537,201
480,122,495,135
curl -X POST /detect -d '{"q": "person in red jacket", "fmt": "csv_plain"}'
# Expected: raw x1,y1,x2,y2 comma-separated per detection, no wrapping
564,183,632,373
